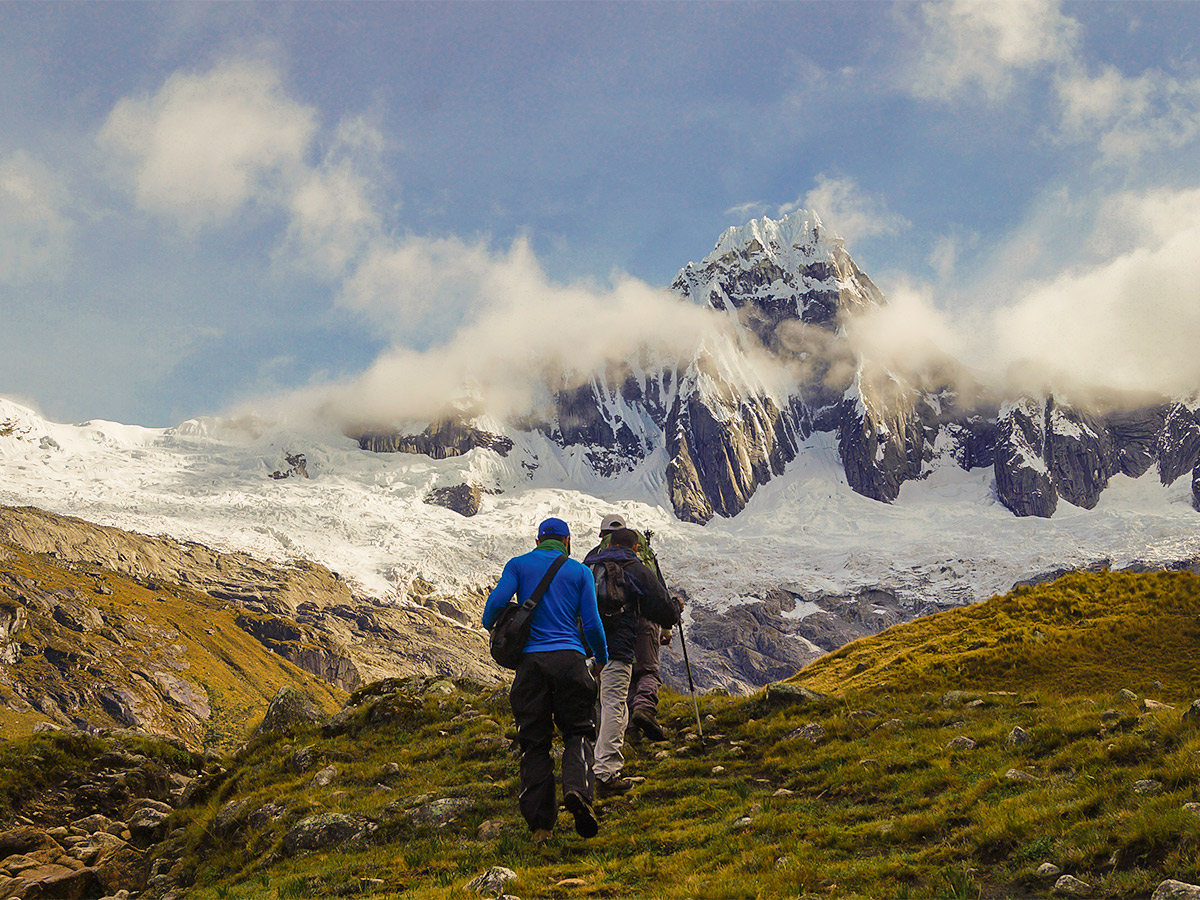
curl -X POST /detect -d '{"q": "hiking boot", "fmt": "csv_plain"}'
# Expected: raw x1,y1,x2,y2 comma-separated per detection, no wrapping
532,828,553,845
596,775,634,797
631,710,666,742
563,790,599,838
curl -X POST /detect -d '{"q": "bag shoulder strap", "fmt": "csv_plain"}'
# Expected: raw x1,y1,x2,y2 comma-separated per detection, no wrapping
521,554,568,612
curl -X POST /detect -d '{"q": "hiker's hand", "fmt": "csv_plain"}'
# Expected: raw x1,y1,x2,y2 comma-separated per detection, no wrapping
660,628,673,647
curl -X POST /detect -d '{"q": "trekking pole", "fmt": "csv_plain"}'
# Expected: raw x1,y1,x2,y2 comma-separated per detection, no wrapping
676,613,704,749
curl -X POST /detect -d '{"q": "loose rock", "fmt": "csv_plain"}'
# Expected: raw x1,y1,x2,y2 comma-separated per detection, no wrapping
405,798,473,828
1133,779,1163,795
466,866,517,897
946,736,976,750
1054,874,1092,896
1006,726,1031,748
1037,863,1062,878
310,764,339,788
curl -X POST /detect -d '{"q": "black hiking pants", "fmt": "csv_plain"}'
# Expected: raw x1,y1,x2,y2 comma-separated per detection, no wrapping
510,649,597,832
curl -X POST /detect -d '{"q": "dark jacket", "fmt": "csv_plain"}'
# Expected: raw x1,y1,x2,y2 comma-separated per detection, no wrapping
582,546,679,663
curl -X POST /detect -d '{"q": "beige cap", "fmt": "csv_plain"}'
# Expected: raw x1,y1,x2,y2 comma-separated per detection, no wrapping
599,513,626,533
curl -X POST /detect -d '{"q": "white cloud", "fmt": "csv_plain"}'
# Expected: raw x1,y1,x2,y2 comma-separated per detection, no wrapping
1056,65,1200,164
98,59,317,226
723,200,769,223
908,0,1078,102
313,235,751,425
277,117,385,277
991,191,1200,399
0,151,72,285
786,174,908,246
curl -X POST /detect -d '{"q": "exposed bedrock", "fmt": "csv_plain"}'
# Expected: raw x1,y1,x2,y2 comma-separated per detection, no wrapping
1158,402,1200,485
1044,399,1116,510
994,400,1057,518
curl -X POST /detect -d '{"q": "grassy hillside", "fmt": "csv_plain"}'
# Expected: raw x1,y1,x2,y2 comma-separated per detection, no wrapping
138,569,1200,899
0,543,344,750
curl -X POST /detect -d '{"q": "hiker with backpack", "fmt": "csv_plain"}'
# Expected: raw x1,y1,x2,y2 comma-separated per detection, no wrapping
481,517,608,843
583,526,682,796
588,514,677,742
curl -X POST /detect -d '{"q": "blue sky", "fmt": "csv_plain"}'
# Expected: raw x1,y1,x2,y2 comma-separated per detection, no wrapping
3,1,1200,426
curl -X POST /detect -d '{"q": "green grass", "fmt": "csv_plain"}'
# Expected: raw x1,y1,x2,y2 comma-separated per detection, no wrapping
12,569,1200,898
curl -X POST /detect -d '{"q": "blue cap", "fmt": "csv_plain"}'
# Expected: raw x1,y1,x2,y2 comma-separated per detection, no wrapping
537,517,570,540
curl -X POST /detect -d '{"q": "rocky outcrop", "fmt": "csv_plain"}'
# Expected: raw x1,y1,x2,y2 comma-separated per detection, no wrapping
664,359,802,524
253,687,324,738
1044,399,1115,510
355,418,513,459
0,506,501,703
1159,402,1200,485
994,400,1057,518
424,484,482,517
270,452,309,480
235,613,361,691
1107,406,1166,477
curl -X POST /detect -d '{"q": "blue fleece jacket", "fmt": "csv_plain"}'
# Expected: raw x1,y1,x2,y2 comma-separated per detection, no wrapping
482,546,609,666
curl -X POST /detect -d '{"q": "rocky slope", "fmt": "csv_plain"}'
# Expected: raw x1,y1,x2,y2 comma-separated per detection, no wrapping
349,210,1200,523
0,537,345,750
0,506,499,695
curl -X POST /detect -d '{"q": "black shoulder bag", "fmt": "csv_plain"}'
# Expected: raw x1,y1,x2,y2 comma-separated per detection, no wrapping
488,554,568,670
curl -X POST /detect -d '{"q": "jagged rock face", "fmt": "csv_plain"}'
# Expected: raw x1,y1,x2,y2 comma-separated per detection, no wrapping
1158,402,1200,485
663,355,802,523
837,389,933,503
1106,406,1166,477
947,415,999,470
671,212,886,347
356,418,513,459
1044,400,1115,510
994,400,1057,518
1193,464,1200,512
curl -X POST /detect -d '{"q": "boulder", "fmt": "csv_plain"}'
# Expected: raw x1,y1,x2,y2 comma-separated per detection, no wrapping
763,683,829,708
252,687,324,738
0,827,63,856
1153,880,1200,900
1183,700,1200,728
282,814,374,855
212,799,252,837
310,765,339,788
126,807,170,845
247,803,288,831
945,736,976,751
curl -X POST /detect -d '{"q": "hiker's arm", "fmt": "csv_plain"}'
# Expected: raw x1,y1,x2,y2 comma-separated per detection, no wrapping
578,570,608,666
633,562,679,628
481,560,519,629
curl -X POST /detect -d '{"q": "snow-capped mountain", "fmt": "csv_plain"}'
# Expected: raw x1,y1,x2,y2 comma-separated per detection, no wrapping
3,210,1200,690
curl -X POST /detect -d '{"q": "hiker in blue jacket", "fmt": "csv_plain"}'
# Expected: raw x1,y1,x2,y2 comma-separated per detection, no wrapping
482,517,609,843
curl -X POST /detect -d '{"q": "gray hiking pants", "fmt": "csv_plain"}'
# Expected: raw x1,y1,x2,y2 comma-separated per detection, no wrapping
594,659,633,780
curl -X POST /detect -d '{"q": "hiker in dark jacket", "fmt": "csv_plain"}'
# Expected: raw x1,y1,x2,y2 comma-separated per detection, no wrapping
587,514,676,742
583,527,680,796
482,517,608,843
